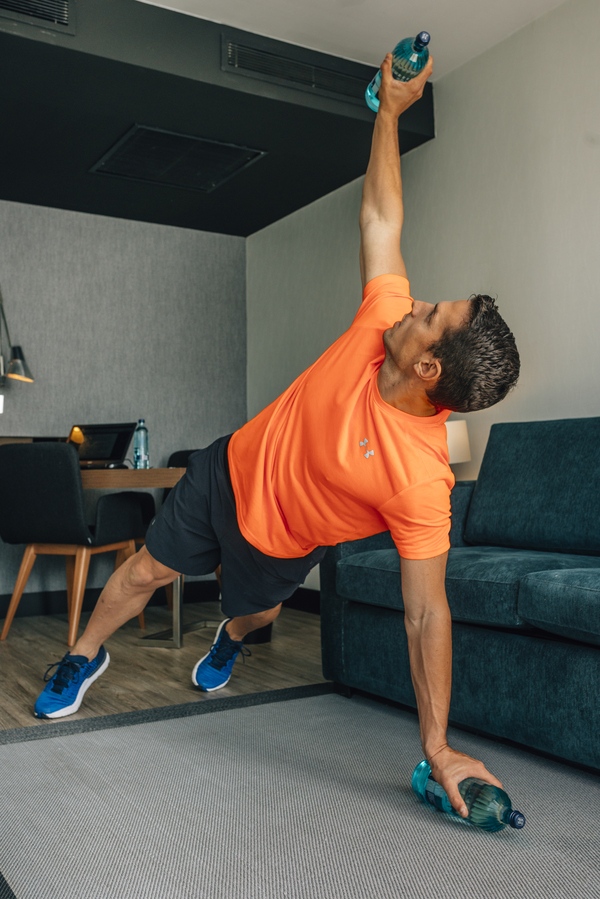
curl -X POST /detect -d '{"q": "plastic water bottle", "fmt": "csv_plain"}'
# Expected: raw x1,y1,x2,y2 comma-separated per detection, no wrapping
133,419,149,469
411,760,526,832
365,32,431,112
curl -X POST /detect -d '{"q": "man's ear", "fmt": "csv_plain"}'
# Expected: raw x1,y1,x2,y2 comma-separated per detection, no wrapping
413,356,441,384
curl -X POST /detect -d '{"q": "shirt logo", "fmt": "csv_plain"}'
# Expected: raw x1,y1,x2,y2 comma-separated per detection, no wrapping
359,438,374,459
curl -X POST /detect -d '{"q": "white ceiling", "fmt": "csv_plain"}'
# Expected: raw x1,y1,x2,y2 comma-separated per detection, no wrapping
136,0,567,80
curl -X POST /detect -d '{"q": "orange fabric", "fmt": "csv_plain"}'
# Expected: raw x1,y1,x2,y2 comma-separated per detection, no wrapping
228,274,454,560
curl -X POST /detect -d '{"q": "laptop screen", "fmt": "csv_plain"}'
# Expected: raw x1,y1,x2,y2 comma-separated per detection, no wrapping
69,423,136,464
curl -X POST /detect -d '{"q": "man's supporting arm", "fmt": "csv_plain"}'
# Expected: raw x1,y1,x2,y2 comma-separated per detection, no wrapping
400,554,503,815
359,54,432,289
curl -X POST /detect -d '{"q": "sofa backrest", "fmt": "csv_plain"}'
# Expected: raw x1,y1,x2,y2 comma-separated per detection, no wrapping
463,418,600,555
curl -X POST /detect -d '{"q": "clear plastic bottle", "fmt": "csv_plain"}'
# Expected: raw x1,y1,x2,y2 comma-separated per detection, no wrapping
133,419,149,470
365,32,431,112
411,760,526,832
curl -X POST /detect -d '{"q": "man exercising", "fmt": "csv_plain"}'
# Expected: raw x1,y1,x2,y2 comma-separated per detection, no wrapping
35,54,519,817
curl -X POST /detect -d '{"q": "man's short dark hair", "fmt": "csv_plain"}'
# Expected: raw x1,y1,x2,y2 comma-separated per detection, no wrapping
426,295,520,413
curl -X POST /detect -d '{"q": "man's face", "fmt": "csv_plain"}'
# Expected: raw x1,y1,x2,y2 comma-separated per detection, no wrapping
382,299,472,371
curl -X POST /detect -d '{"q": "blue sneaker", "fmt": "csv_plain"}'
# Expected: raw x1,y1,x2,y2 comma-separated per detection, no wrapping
192,619,250,691
34,647,110,719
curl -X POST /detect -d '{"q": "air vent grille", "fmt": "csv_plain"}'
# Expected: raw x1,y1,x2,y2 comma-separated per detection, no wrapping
0,0,69,25
90,125,267,194
225,41,367,103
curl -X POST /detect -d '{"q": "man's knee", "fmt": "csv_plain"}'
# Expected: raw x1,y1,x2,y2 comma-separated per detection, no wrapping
121,546,180,593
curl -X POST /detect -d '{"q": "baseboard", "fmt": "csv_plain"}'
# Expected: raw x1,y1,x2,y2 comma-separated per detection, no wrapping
0,581,316,621
0,579,222,621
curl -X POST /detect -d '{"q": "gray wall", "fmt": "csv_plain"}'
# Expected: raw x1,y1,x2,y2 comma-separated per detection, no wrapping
400,0,600,480
0,199,245,595
246,179,364,420
247,0,600,485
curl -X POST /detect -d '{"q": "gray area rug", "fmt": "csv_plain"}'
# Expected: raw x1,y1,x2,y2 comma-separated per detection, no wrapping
1,692,598,899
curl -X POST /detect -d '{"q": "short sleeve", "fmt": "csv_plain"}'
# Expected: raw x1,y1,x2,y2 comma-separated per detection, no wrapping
379,478,452,560
353,274,413,329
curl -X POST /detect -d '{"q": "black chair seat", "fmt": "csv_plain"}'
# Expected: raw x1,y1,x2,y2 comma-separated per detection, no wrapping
0,442,156,645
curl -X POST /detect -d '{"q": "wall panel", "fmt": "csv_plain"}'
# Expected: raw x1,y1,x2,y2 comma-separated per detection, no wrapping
0,200,245,596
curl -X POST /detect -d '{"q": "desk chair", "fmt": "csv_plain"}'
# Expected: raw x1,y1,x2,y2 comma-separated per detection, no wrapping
0,443,155,646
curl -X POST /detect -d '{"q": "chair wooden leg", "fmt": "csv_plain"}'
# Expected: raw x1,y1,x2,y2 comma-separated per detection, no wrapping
65,555,75,616
67,546,91,647
0,545,37,641
114,548,125,571
124,539,137,560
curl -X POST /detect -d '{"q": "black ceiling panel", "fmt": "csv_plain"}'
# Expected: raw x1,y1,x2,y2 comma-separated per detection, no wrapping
91,124,267,193
0,26,434,236
0,0,74,32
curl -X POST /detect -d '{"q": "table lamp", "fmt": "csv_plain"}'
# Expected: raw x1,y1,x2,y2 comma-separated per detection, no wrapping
445,419,471,465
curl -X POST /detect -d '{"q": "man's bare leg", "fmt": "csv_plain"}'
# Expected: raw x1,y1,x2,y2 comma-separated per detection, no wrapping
213,562,281,640
73,545,180,661
226,604,282,642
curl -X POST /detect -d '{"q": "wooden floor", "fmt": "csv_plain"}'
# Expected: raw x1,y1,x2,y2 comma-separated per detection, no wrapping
0,602,327,731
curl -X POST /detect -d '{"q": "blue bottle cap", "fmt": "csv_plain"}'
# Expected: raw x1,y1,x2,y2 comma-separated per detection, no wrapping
509,810,526,829
415,31,431,47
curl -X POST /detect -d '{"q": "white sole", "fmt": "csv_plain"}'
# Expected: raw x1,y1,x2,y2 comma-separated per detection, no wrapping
191,619,232,691
39,652,111,719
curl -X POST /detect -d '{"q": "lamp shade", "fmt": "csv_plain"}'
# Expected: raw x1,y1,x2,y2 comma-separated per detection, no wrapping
445,420,471,465
6,346,34,383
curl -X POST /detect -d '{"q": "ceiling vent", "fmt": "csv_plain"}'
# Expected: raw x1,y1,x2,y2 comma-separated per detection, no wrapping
222,34,369,106
90,124,267,194
0,0,74,33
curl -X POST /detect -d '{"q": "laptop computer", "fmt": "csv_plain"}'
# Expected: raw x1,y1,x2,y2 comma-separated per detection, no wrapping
68,422,137,469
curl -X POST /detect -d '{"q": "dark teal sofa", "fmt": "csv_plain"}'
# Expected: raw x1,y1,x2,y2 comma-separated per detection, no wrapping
320,418,600,770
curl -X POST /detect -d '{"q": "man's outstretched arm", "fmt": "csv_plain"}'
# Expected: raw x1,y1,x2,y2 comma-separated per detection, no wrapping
400,553,503,816
359,53,433,289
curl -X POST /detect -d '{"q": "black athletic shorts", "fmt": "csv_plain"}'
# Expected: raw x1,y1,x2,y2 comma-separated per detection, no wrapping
145,434,327,619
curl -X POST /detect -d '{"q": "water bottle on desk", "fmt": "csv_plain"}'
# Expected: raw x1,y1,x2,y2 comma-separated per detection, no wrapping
133,419,149,469
365,32,431,112
412,760,526,832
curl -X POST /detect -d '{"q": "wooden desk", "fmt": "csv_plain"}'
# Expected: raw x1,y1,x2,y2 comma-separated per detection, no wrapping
80,468,186,489
80,467,198,649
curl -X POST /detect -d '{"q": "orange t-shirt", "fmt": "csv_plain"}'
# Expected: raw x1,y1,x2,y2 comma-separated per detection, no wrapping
228,274,454,559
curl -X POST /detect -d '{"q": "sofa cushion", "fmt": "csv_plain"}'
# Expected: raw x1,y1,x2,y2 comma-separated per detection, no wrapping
336,546,600,629
463,418,600,555
518,569,600,647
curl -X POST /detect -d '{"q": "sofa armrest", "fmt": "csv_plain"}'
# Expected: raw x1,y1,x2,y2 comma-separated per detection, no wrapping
320,531,396,682
450,480,476,548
